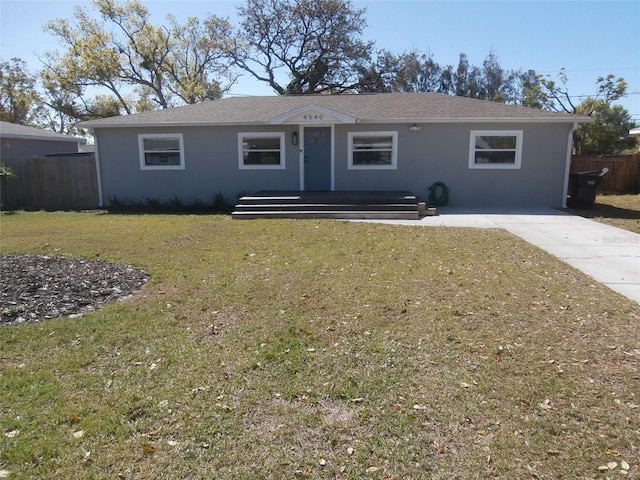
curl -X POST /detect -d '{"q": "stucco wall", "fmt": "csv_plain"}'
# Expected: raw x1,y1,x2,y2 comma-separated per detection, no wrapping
95,122,573,208
334,122,572,207
1,138,80,158
96,125,301,205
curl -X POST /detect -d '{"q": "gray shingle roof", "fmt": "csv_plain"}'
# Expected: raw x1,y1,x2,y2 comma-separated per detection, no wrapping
0,121,87,143
78,92,590,128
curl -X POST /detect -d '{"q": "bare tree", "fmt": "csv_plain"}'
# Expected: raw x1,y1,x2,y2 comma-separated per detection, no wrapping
232,0,374,94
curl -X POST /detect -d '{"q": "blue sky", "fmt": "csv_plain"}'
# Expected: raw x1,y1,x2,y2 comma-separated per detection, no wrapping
1,0,639,121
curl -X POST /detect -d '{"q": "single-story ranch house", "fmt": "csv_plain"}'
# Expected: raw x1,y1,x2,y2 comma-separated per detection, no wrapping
1,121,87,158
78,92,591,212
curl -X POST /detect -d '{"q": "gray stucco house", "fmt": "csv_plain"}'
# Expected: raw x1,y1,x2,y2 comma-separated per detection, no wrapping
78,93,590,209
0,121,87,158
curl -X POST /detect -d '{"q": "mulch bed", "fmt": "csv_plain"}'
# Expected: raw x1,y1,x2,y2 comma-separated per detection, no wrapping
0,254,150,326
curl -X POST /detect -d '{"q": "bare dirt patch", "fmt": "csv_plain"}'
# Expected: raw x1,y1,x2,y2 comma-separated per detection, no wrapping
0,254,149,326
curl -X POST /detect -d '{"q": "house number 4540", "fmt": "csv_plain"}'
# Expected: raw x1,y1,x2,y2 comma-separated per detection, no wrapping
302,114,324,120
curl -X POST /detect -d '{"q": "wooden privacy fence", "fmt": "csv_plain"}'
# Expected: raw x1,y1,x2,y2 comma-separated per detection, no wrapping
1,154,99,210
570,154,640,194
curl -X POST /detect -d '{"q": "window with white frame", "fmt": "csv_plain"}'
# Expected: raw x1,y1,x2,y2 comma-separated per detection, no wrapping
348,131,398,169
138,134,185,170
238,132,285,169
469,130,523,169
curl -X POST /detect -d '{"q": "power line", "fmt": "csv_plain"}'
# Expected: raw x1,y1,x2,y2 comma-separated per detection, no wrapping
537,66,640,74
567,91,640,99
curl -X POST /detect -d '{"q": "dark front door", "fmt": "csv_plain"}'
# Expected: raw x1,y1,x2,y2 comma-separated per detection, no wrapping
304,127,331,191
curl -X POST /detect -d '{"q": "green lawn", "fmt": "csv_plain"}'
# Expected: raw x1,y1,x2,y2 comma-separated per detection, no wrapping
571,194,640,234
1,212,639,479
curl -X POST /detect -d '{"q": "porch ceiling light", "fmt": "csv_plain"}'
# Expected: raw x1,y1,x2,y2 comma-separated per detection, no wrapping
409,124,421,133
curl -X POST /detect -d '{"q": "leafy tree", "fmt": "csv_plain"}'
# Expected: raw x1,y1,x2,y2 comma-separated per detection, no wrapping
0,58,43,124
481,51,519,103
450,52,522,103
537,70,626,114
354,50,443,94
352,50,398,93
361,51,523,104
232,0,374,94
574,99,636,155
538,71,636,155
42,0,233,117
366,51,449,94
518,69,547,109
452,53,483,99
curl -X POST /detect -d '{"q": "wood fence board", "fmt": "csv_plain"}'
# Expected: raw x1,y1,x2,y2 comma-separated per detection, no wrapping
1,155,99,210
571,155,640,194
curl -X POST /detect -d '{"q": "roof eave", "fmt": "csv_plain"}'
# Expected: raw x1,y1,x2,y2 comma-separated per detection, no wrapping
359,116,594,124
0,133,87,143
79,115,593,129
78,120,270,129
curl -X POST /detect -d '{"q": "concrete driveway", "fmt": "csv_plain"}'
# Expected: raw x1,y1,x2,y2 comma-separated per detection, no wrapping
359,208,640,304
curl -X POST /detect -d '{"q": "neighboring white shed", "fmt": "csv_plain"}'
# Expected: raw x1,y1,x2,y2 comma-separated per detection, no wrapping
630,127,640,151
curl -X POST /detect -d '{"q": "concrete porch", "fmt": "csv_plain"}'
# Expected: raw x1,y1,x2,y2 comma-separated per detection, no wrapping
232,191,424,220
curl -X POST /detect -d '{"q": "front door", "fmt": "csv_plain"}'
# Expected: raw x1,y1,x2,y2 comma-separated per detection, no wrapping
304,127,332,191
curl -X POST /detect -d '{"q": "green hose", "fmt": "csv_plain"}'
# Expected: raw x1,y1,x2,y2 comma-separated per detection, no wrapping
427,181,449,206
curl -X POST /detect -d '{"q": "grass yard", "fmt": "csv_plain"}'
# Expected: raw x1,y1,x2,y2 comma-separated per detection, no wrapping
571,194,640,234
0,211,639,479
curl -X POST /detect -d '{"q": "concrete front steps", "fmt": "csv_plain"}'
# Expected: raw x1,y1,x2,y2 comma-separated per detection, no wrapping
232,191,429,220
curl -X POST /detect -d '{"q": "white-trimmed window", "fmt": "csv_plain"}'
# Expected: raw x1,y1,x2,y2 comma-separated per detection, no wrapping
238,132,286,169
348,131,398,170
138,134,185,170
469,130,523,169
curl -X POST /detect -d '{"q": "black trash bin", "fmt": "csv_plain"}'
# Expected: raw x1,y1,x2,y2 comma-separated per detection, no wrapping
567,168,608,209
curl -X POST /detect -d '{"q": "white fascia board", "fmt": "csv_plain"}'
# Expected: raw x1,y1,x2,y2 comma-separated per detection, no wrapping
2,133,86,142
357,117,593,124
80,120,268,129
81,116,593,129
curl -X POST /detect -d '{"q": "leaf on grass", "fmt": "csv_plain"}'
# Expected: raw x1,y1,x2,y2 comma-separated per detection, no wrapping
141,443,156,453
66,415,81,424
366,466,380,473
620,461,630,471
538,399,553,410
72,430,84,438
0,470,11,478
413,404,428,411
4,430,19,438
433,441,445,454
